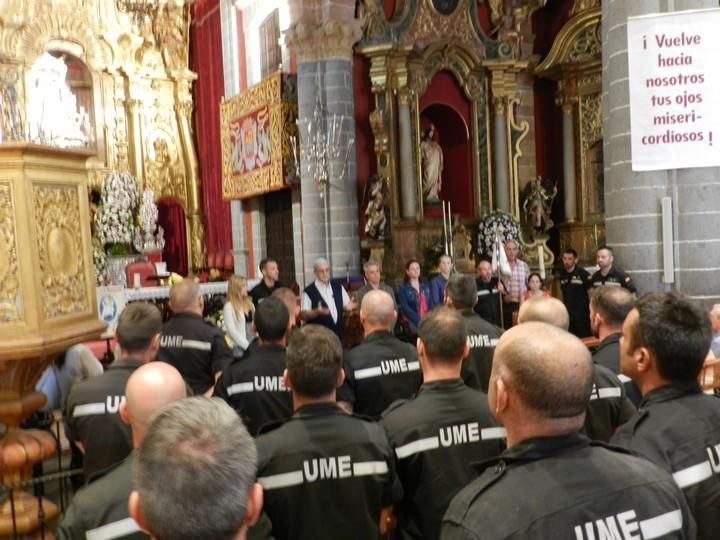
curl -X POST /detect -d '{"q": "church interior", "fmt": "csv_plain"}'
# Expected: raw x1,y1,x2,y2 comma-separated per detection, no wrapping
2,0,720,536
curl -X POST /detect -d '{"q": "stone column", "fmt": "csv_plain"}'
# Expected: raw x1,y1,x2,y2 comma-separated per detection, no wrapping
285,0,363,283
603,0,720,299
492,97,510,212
397,91,417,220
561,101,577,222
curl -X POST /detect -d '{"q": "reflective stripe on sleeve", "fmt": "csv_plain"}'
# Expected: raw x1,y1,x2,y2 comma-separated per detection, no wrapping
182,339,212,351
673,460,713,489
639,509,683,539
86,517,142,540
258,470,304,490
72,402,106,418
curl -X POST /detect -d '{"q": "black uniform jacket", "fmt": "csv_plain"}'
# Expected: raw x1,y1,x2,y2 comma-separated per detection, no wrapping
474,278,502,327
339,330,422,419
612,381,720,540
64,359,142,482
381,379,505,540
591,266,637,293
158,312,233,395
255,402,402,540
57,453,148,540
442,433,696,540
584,363,636,442
460,311,502,393
214,343,292,436
559,265,592,338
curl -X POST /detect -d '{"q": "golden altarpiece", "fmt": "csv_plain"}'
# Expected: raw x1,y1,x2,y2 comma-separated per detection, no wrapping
355,0,552,274
536,0,605,265
0,0,201,533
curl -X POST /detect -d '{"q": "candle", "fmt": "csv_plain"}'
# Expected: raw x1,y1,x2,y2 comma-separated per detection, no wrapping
442,202,448,254
448,202,453,258
133,272,141,289
538,245,546,280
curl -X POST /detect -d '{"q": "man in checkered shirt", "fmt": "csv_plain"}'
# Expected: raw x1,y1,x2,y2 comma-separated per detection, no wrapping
502,239,529,329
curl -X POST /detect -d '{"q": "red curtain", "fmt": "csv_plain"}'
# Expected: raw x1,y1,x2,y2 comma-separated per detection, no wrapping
158,198,188,276
190,0,232,259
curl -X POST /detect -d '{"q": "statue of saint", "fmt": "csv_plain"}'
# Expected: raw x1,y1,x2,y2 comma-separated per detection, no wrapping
421,125,443,203
522,177,557,233
363,174,387,240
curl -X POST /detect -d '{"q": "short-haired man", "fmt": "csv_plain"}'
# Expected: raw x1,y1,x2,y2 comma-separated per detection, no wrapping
129,397,263,540
612,292,720,540
158,279,233,396
381,308,504,540
501,239,529,330
214,297,292,436
445,274,502,393
65,303,162,483
338,290,421,419
251,257,284,308
355,261,397,308
300,257,356,340
558,247,592,338
428,254,452,307
58,362,187,540
272,287,300,328
592,246,636,293
474,258,502,327
518,296,636,442
442,322,695,539
709,304,720,358
255,325,401,540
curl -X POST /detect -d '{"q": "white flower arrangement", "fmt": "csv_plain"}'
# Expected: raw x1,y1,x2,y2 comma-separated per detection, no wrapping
477,211,521,258
133,188,165,253
94,171,140,253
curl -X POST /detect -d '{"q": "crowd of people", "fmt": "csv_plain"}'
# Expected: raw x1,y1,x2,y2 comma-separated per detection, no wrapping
47,246,720,540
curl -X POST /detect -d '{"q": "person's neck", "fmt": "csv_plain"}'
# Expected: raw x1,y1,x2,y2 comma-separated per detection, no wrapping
119,351,153,363
409,278,420,288
504,416,583,449
176,308,202,317
565,265,576,273
441,271,450,279
422,363,461,383
263,277,276,288
367,281,381,289
316,279,330,287
635,373,673,398
597,325,622,341
600,266,611,276
508,259,517,266
258,337,287,347
363,324,391,338
292,392,336,411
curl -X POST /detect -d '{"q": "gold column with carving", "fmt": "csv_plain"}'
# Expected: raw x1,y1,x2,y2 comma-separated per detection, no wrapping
0,144,106,535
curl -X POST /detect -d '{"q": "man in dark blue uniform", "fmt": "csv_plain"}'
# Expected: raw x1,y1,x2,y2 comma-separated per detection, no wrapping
338,290,421,419
158,279,233,395
64,303,162,483
558,247,592,337
591,246,637,293
442,322,694,539
381,307,504,540
474,258,503,327
255,325,401,540
215,297,292,435
612,292,720,540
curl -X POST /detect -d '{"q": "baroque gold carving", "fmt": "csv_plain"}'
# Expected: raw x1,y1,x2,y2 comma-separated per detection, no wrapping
580,93,602,151
0,183,21,322
33,184,88,319
285,19,363,62
570,0,600,16
402,0,484,53
568,23,601,64
144,134,187,203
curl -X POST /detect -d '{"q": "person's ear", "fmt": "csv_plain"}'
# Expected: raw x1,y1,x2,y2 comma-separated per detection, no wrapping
635,346,653,374
119,399,130,426
242,483,264,530
461,341,470,361
128,491,150,534
494,377,509,416
336,367,346,389
149,333,161,355
283,369,292,390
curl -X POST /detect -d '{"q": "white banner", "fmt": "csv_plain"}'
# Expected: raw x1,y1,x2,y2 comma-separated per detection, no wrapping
627,9,720,171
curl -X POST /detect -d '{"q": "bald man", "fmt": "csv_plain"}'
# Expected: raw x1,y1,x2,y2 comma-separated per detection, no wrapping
338,290,421,418
442,323,695,539
517,296,635,442
158,279,233,395
58,362,187,540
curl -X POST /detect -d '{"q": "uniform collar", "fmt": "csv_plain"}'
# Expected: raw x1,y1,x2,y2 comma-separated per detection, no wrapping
293,401,344,418
108,358,144,370
595,332,621,352
641,380,702,407
364,330,395,342
171,311,203,321
488,432,590,467
418,378,465,394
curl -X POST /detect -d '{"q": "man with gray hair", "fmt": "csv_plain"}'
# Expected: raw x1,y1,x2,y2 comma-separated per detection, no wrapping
129,397,262,540
158,279,233,395
300,257,356,340
355,260,396,308
338,289,420,418
58,362,187,540
517,296,635,442
708,304,720,358
442,322,694,539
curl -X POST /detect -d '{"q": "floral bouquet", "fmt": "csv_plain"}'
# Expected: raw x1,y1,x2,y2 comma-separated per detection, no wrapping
94,171,140,254
476,211,520,259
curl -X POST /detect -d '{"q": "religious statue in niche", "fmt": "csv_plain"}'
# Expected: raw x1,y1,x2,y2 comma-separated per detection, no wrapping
421,125,444,203
522,176,557,235
145,136,184,197
153,0,188,71
363,173,388,241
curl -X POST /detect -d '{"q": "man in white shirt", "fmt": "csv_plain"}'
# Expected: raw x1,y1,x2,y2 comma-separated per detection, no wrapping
301,258,357,340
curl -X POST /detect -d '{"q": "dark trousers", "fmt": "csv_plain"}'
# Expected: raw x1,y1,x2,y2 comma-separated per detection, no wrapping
503,301,519,330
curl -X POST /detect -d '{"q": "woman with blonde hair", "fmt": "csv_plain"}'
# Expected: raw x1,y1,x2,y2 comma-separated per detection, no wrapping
223,275,255,357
